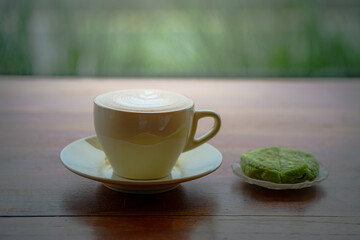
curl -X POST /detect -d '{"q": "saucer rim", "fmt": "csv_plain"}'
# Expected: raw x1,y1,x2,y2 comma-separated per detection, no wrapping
60,135,222,187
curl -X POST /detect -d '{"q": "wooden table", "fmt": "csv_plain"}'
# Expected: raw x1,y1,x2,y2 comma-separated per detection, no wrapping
1,77,360,239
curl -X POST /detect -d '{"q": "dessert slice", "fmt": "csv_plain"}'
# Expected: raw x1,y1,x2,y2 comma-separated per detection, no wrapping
240,147,319,184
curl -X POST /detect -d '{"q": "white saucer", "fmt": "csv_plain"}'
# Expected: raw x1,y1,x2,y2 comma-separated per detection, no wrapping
60,136,222,194
231,162,328,190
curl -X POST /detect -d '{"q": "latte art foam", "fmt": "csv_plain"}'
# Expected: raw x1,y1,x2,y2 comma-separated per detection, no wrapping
95,89,193,112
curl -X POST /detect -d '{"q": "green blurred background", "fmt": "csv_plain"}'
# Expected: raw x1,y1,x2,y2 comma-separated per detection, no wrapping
0,0,359,77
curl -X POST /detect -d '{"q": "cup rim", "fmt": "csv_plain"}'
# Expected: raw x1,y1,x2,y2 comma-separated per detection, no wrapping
94,89,195,114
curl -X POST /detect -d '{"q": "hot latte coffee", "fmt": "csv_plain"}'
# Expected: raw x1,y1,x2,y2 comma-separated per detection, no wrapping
93,88,221,179
95,89,194,113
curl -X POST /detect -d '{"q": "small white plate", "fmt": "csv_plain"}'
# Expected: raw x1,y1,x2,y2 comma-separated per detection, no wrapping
231,162,328,190
60,136,222,194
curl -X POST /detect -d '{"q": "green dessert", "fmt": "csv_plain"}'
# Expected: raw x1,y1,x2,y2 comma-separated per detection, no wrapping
240,147,319,184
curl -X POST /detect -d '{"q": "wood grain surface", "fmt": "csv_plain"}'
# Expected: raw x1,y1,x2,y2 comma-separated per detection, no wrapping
1,77,360,239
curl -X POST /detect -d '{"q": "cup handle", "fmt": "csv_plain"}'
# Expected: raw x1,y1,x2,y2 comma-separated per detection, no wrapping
183,110,221,152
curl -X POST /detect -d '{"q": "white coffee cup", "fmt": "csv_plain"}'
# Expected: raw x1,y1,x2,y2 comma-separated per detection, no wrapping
94,89,221,180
